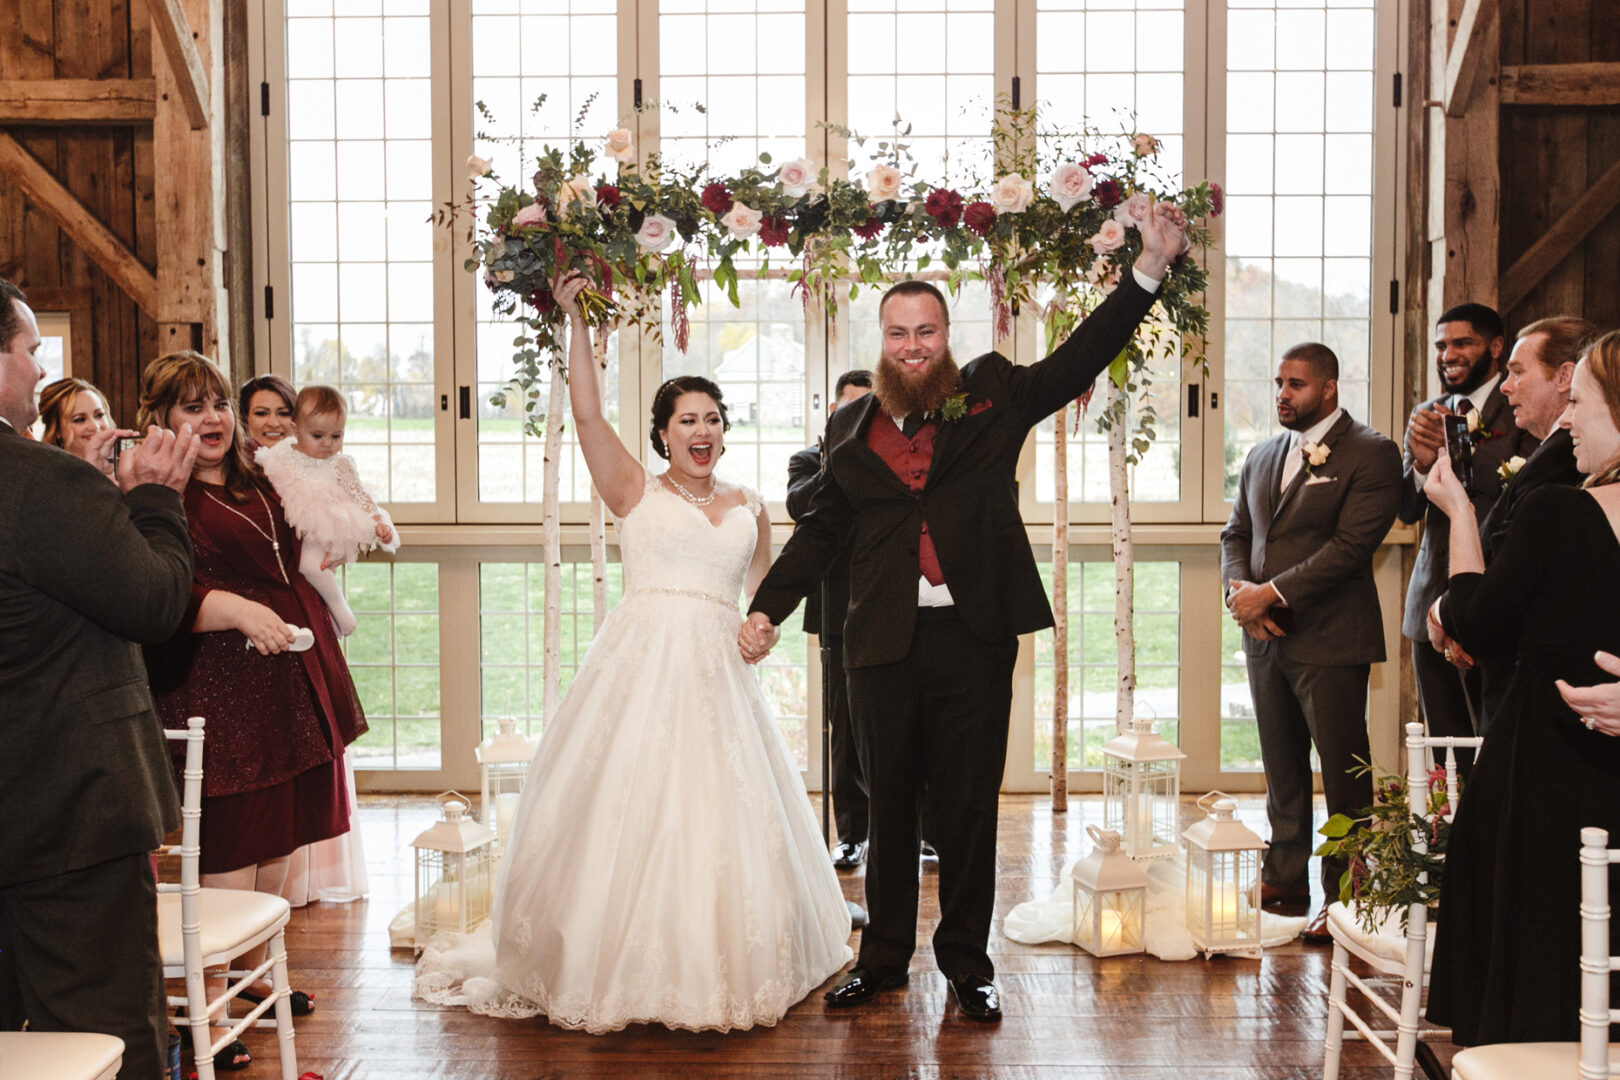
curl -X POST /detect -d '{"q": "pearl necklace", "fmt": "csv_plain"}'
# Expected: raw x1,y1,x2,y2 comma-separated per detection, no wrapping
663,473,717,507
204,485,290,585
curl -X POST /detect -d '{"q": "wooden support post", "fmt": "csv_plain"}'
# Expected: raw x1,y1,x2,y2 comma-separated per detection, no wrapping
0,133,161,317
1435,0,1499,310
1498,157,1620,315
152,0,226,359
143,0,211,130
1500,62,1620,107
1443,0,1497,118
0,80,158,124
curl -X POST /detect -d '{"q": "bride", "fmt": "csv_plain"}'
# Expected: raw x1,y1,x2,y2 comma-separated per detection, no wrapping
415,273,853,1032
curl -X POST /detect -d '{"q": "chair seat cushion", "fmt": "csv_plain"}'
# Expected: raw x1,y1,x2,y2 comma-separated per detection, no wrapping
0,1031,124,1080
1326,901,1437,969
1449,1041,1611,1079
158,889,291,968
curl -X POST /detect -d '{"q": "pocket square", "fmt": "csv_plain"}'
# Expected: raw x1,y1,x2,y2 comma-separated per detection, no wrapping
969,399,993,417
1304,474,1337,486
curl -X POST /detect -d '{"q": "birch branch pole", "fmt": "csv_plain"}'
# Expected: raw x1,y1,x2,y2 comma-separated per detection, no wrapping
589,333,610,632
1107,378,1136,736
1051,403,1069,813
541,367,567,723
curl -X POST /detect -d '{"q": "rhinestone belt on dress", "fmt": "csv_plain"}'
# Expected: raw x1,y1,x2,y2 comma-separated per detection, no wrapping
625,586,737,610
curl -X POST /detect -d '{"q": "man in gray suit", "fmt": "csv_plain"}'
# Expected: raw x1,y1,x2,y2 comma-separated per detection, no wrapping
1221,342,1401,939
0,279,198,1080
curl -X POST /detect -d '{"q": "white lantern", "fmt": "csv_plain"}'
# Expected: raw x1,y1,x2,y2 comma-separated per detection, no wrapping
1101,717,1186,859
1183,793,1267,958
477,716,535,849
1071,826,1149,957
411,793,496,949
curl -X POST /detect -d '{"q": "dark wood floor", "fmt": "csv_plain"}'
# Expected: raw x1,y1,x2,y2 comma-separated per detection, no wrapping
238,793,1455,1079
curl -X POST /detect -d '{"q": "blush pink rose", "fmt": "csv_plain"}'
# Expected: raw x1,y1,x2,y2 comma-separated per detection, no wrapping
1048,163,1094,212
1089,218,1127,254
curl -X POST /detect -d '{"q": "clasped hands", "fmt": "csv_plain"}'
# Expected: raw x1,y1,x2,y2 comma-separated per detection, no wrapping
1226,579,1286,641
737,611,779,665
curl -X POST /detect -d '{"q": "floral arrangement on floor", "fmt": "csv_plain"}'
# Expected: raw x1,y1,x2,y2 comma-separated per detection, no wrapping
1314,759,1460,933
439,95,1221,437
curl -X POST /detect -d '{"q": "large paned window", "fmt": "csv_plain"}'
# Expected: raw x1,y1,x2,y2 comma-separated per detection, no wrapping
254,0,1400,788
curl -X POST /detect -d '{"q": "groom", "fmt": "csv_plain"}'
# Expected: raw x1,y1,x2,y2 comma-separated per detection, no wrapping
741,203,1189,1021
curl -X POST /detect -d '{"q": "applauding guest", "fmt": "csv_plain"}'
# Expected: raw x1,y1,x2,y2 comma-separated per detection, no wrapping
1424,329,1620,1045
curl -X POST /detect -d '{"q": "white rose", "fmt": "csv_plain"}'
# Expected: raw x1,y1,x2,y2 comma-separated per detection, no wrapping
990,172,1034,215
1498,455,1527,481
635,213,678,252
604,128,635,163
1114,191,1153,229
1089,218,1127,254
866,164,904,201
1304,441,1331,467
1048,163,1094,212
1132,133,1160,158
777,157,817,198
510,202,545,227
466,154,492,181
721,201,764,239
1466,408,1482,434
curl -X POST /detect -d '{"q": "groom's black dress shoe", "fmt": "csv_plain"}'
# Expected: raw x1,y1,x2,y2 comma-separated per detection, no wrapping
944,973,1002,1022
823,967,908,1007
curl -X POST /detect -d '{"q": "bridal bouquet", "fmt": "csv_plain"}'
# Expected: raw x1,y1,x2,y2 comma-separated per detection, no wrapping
442,95,1220,434
1314,760,1459,933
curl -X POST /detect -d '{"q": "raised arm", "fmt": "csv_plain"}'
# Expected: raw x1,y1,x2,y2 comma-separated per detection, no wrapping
555,272,643,516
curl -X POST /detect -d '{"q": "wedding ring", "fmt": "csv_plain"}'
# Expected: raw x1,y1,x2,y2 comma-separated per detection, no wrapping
1585,717,1598,731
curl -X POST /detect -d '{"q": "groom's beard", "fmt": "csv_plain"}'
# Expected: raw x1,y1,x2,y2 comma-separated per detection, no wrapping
874,349,963,420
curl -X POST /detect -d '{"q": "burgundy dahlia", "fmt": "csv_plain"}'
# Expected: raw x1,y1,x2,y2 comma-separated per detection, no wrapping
924,188,965,228
700,181,733,216
759,215,791,247
595,184,622,210
962,201,996,238
1093,178,1122,209
852,215,885,240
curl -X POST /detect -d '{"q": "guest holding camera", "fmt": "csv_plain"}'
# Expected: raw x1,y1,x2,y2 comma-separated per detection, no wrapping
139,351,367,1066
1423,329,1620,1045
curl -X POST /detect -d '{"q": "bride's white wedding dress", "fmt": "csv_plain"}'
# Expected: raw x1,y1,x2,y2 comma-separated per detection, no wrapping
415,468,852,1032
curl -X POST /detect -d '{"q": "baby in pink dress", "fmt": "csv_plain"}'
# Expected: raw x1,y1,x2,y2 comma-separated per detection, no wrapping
256,385,398,636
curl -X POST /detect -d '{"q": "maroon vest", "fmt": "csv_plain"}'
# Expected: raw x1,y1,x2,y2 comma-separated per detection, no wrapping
864,415,945,586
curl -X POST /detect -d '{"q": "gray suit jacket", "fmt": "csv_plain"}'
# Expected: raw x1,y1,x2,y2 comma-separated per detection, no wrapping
1220,411,1402,666
0,425,192,887
1398,384,1538,640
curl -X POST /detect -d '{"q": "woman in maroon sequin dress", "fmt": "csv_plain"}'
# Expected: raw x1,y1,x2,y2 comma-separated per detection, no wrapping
139,353,365,968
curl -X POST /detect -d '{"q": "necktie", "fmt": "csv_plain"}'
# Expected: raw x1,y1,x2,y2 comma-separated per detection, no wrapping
1280,433,1304,494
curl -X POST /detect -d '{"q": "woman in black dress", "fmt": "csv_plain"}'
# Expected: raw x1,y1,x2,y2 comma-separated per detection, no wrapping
1423,329,1620,1045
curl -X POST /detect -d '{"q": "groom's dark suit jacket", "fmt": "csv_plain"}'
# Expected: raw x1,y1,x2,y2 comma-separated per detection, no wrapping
750,278,1157,668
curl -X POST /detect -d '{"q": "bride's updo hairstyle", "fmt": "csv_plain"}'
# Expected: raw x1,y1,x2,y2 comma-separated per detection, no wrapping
137,349,262,502
649,375,730,460
1580,330,1620,490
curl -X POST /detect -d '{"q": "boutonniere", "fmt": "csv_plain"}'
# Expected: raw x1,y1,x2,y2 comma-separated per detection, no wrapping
1497,455,1526,483
928,391,970,424
1464,407,1502,443
1302,440,1331,476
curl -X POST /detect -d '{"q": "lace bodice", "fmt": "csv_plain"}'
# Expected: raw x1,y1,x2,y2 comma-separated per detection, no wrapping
613,469,763,604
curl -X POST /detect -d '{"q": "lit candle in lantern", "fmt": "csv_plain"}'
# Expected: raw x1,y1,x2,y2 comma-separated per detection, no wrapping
1099,909,1125,952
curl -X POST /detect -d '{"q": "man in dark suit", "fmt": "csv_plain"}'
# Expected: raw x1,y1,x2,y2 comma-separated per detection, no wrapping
0,279,198,1080
1398,304,1537,751
788,369,873,870
1220,342,1401,940
741,203,1190,1021
1432,316,1594,734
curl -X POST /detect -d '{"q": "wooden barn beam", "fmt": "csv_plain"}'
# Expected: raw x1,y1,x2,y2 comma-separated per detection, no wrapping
1498,157,1620,315
143,0,210,130
1444,0,1497,118
1500,62,1620,107
0,133,160,317
0,80,158,124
